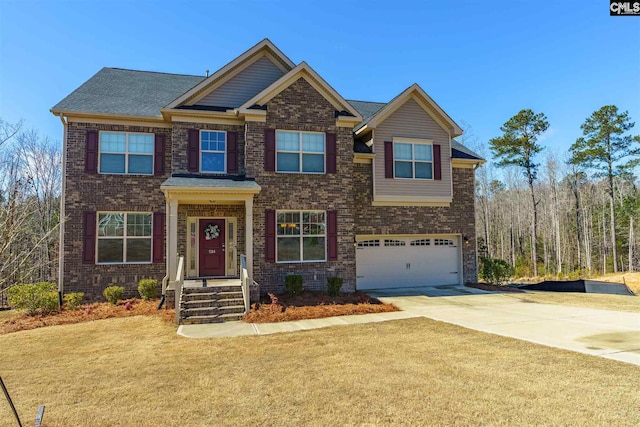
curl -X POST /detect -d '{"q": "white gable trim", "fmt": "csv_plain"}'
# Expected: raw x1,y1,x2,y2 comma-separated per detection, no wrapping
165,39,295,109
237,62,363,121
356,84,463,137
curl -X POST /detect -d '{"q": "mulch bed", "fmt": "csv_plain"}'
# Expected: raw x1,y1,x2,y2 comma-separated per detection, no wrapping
243,291,398,323
0,299,175,334
466,283,525,293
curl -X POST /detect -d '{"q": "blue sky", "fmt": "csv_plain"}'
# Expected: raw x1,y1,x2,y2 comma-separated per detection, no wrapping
1,0,639,164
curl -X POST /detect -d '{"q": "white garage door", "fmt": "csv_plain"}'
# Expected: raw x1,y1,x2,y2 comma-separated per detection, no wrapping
356,236,461,290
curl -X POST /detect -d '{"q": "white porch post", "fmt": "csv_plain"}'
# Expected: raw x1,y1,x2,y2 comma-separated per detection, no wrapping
245,197,254,278
167,198,179,283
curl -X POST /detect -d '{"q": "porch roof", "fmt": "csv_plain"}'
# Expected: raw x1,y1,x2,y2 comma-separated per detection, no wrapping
160,177,260,194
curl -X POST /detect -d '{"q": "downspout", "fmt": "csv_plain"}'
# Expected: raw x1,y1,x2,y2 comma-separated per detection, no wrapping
56,113,68,308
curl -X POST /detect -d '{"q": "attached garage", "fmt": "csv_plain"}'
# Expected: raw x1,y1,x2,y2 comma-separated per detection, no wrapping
356,235,461,290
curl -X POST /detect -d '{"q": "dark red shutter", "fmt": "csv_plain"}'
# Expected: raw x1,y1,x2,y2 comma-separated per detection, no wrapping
154,134,165,176
264,128,276,172
83,211,97,264
327,210,338,261
433,144,442,180
227,132,238,174
384,141,393,178
153,212,165,263
265,210,276,263
85,130,98,174
187,129,199,172
326,132,336,174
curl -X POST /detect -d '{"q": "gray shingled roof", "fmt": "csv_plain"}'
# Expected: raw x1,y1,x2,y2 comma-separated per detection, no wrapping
347,100,386,131
51,68,204,117
160,177,261,190
451,140,484,161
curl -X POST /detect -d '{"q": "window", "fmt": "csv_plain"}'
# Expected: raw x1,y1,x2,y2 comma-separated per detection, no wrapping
384,239,406,247
357,240,380,248
276,131,325,173
201,131,226,173
99,132,154,174
97,212,152,263
410,239,431,246
276,211,326,262
394,142,433,179
434,238,455,246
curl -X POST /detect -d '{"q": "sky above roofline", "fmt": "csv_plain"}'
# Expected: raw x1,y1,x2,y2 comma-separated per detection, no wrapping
0,0,638,171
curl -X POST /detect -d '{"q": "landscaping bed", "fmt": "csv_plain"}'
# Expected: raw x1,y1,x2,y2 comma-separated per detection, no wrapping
243,291,398,323
0,299,175,334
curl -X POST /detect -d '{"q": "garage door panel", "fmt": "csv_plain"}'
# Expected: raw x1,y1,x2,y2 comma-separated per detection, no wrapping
356,236,460,290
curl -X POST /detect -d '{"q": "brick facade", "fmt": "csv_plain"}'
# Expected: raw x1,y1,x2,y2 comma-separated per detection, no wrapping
62,122,169,301
354,163,479,283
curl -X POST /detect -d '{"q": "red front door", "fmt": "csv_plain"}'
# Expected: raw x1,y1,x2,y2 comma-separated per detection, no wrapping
199,219,226,277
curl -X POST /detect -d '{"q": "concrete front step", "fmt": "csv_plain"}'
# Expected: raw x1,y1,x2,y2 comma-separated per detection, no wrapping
181,297,245,309
180,304,245,317
180,312,245,325
181,291,243,302
183,284,243,294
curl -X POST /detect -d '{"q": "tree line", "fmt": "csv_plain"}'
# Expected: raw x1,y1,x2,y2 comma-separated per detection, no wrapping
471,106,639,278
0,118,61,293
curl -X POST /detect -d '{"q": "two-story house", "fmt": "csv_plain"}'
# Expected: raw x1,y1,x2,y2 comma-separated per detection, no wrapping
51,39,483,322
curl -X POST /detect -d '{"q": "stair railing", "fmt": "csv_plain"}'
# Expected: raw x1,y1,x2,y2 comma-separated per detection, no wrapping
240,254,250,314
171,256,185,324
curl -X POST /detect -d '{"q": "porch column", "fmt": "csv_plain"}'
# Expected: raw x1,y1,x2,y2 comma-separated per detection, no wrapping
245,197,254,278
167,198,179,284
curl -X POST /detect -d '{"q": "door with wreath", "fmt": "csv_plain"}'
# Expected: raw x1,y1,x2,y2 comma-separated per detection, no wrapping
199,219,226,276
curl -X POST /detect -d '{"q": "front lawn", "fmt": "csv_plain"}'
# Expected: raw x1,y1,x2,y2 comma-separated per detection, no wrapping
0,316,638,426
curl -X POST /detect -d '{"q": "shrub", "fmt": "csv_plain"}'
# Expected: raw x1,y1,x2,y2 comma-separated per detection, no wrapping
479,258,514,286
63,292,84,310
7,282,59,315
138,278,158,300
103,286,125,304
284,275,303,295
327,277,343,296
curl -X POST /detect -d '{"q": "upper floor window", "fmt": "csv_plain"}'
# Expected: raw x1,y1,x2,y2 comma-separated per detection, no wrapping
201,130,226,173
97,212,152,264
99,132,154,175
394,141,433,179
276,210,326,262
276,131,325,173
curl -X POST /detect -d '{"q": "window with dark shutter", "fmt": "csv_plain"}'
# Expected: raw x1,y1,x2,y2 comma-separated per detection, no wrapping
85,130,99,174
187,129,199,172
264,128,276,172
152,212,165,263
83,211,97,264
265,209,276,262
154,134,165,176
327,210,338,261
326,133,336,174
227,131,238,174
433,144,442,180
384,141,393,178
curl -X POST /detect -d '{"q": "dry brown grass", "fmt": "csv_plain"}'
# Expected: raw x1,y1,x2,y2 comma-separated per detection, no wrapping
0,316,638,426
0,299,175,334
243,290,398,323
506,292,640,313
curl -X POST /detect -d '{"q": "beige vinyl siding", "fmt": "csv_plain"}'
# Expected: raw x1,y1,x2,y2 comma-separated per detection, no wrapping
195,56,285,108
374,98,452,201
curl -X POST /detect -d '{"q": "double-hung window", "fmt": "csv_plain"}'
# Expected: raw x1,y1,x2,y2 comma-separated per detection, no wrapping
276,131,325,173
276,210,326,262
99,132,154,174
394,141,433,179
201,130,226,173
97,212,152,263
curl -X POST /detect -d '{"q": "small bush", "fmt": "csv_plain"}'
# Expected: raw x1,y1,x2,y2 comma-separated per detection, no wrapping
479,258,514,286
327,277,343,296
63,292,84,310
103,286,125,305
285,275,303,295
7,282,59,315
138,278,158,300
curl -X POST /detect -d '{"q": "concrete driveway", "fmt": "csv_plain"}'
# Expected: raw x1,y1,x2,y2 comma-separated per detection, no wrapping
367,285,640,366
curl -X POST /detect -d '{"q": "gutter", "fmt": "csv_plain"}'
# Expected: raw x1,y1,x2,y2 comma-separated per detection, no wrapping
55,113,68,307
